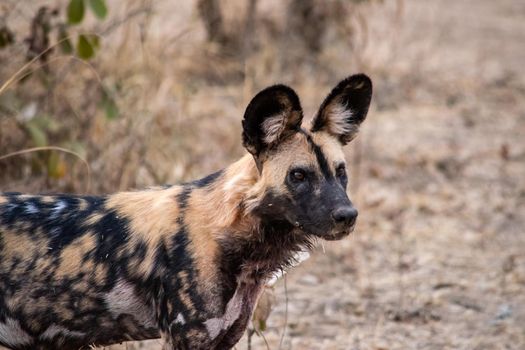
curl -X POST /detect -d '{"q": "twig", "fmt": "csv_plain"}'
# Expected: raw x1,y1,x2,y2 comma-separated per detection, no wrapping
278,274,289,350
255,328,271,350
0,35,103,97
351,136,362,197
394,211,406,315
0,146,92,193
0,40,54,96
247,329,253,350
100,6,154,36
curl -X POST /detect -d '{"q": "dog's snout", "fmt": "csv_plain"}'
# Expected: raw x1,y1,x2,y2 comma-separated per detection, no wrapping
332,206,358,226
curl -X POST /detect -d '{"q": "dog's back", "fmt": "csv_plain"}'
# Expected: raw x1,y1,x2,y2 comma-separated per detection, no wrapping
0,192,159,349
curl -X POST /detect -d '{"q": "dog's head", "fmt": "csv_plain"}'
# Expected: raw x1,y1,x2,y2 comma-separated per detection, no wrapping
243,74,372,240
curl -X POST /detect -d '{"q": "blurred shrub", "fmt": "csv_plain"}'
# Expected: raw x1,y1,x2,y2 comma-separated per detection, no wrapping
0,0,384,194
0,0,117,189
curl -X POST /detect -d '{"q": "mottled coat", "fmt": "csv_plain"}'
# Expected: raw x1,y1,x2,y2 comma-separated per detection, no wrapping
0,74,372,349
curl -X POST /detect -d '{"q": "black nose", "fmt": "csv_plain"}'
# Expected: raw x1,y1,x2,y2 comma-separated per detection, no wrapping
332,206,358,226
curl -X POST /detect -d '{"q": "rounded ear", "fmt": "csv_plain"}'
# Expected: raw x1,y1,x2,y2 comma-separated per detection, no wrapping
242,85,303,157
311,74,372,145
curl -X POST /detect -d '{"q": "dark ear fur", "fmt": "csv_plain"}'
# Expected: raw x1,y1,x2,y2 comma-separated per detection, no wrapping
242,85,303,157
311,74,372,144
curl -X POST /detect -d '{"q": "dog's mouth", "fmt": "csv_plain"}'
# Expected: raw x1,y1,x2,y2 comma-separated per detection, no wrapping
323,231,350,241
323,224,355,241
308,224,355,241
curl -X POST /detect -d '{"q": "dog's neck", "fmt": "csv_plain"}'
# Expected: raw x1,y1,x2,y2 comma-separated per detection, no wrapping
200,155,312,285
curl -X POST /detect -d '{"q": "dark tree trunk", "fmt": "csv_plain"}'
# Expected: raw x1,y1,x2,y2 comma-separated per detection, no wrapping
197,0,228,45
288,0,328,53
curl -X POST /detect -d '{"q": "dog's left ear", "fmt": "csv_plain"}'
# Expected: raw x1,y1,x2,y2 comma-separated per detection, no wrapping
311,74,372,144
242,85,303,157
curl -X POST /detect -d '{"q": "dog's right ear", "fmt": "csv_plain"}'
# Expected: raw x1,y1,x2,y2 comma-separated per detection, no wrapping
242,85,303,158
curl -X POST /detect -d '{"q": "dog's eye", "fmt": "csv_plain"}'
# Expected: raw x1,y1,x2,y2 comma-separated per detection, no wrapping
336,165,346,178
290,170,306,182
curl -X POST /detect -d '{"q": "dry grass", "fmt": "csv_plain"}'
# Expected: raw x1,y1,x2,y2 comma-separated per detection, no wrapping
1,0,524,349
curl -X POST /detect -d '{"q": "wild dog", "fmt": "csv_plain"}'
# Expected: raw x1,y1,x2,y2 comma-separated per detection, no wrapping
0,74,372,350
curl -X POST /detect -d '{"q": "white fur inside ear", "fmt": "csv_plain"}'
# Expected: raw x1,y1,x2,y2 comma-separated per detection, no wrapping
325,103,358,136
261,113,286,145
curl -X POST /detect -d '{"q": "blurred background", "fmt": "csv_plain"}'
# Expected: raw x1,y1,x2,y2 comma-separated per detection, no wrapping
0,0,524,349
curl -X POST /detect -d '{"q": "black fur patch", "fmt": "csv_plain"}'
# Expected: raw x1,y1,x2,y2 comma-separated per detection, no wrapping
300,130,333,180
191,169,224,188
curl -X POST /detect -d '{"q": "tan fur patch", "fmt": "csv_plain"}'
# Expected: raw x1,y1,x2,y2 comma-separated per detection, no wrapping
71,280,89,292
78,259,108,283
83,212,104,227
0,229,45,264
4,294,22,314
77,198,89,211
56,232,96,277
188,154,259,233
106,187,182,276
106,187,181,243
94,263,108,283
184,209,220,288
17,194,35,200
262,133,316,182
184,185,228,287
0,196,7,205
40,196,55,204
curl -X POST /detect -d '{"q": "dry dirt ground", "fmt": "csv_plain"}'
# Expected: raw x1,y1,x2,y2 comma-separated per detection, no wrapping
1,0,524,349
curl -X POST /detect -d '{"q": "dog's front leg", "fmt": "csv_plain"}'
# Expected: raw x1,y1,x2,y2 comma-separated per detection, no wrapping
159,303,238,349
213,282,264,350
160,319,214,350
160,282,262,350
